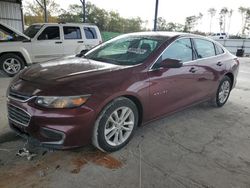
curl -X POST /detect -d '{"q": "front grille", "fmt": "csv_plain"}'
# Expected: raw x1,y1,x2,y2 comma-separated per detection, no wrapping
9,90,32,102
8,104,31,127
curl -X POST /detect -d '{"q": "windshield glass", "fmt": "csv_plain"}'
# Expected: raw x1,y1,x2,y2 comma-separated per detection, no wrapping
24,24,43,38
85,35,165,66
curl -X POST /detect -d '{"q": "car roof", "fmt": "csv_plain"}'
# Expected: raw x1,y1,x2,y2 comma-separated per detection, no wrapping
124,31,203,39
30,23,98,27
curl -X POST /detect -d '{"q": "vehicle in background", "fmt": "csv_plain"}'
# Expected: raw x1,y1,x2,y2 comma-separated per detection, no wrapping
209,32,228,40
7,32,239,152
0,22,102,76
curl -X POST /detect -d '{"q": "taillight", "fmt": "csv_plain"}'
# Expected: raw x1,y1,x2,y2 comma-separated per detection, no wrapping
234,58,240,65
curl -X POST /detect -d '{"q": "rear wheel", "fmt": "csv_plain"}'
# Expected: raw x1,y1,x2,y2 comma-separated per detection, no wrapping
92,97,138,152
211,76,232,107
0,53,24,77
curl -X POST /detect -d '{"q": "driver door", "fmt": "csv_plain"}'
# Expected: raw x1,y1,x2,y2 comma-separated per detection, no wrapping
148,38,201,120
32,26,64,62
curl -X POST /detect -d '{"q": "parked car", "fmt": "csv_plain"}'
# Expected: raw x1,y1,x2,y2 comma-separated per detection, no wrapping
0,22,102,76
7,32,239,152
209,32,228,40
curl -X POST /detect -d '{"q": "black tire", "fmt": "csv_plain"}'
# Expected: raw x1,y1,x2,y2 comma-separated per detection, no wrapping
210,76,232,107
92,97,138,152
0,53,24,77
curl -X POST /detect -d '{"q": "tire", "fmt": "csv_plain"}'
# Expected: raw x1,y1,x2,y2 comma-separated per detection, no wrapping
0,53,24,77
210,76,232,107
92,97,139,152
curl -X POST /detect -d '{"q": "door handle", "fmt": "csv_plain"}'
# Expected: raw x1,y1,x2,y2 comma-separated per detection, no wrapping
189,67,197,73
77,41,84,43
217,62,223,66
55,41,62,44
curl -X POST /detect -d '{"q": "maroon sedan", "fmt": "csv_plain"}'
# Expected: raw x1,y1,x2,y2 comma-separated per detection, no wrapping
7,32,239,152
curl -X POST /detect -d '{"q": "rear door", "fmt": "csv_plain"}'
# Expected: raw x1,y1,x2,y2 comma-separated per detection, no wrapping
148,38,201,119
32,25,64,62
192,38,226,98
82,26,101,50
62,26,83,55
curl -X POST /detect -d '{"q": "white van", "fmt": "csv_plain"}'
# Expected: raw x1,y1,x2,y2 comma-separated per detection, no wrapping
0,22,102,76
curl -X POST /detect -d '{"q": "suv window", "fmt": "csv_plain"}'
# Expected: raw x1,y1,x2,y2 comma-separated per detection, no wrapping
24,24,43,38
194,39,215,58
38,26,60,40
63,26,81,40
84,27,97,39
161,38,193,63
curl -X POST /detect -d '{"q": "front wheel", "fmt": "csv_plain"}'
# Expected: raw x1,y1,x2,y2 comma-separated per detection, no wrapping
211,76,232,107
92,97,138,152
0,53,24,77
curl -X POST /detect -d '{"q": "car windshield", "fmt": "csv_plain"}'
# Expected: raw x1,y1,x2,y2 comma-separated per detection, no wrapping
85,35,165,66
24,24,43,38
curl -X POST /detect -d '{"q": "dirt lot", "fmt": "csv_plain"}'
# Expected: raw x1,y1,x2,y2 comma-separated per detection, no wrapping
0,58,250,188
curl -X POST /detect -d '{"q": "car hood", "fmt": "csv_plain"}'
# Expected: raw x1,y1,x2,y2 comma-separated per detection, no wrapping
20,56,124,83
0,22,30,40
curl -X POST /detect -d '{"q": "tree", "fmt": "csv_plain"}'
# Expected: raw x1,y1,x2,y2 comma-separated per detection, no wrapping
208,8,216,33
24,0,60,24
227,9,233,34
238,7,250,35
184,13,202,32
219,7,229,33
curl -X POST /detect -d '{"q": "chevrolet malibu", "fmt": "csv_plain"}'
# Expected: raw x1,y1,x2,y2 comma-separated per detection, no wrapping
7,32,239,152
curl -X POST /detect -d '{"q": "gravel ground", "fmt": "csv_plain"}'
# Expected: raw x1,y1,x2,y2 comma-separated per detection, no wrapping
0,58,250,188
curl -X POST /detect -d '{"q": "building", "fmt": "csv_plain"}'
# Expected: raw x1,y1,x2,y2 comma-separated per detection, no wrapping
0,0,24,32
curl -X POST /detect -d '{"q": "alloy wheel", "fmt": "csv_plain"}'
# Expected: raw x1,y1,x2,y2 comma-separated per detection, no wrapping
3,58,21,75
218,80,230,104
104,107,135,146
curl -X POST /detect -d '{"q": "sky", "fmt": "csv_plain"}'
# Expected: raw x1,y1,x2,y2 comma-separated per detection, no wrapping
26,0,250,34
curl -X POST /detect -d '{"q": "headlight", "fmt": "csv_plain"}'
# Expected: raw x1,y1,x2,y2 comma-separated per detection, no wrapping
35,95,90,108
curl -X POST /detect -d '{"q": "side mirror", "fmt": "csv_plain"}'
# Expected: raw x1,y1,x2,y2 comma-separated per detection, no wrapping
159,58,183,68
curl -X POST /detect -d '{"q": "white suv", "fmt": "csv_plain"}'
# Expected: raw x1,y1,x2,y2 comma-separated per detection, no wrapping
209,33,228,40
0,22,102,76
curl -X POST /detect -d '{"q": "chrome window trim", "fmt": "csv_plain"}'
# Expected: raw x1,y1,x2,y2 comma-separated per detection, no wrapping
149,36,227,71
8,104,31,127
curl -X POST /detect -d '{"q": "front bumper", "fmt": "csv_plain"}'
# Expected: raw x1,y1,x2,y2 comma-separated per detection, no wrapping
7,98,96,149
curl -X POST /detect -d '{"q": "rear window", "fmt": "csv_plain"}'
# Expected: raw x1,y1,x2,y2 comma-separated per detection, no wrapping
63,26,81,40
84,27,97,39
194,38,216,58
215,43,224,55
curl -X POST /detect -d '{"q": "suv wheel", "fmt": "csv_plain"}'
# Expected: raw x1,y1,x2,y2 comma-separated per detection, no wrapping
0,54,24,77
92,97,138,152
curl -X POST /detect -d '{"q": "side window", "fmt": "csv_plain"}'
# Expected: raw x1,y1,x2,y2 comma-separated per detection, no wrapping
161,38,193,63
84,27,97,39
38,26,60,40
63,26,81,40
194,39,216,58
214,43,224,55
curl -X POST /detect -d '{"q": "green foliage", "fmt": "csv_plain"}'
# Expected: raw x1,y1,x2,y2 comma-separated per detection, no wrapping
101,32,121,42
58,2,142,33
156,17,184,32
184,13,203,32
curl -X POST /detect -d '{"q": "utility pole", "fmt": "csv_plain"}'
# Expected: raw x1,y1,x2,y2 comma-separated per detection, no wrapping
80,0,86,23
44,0,48,22
153,0,159,31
